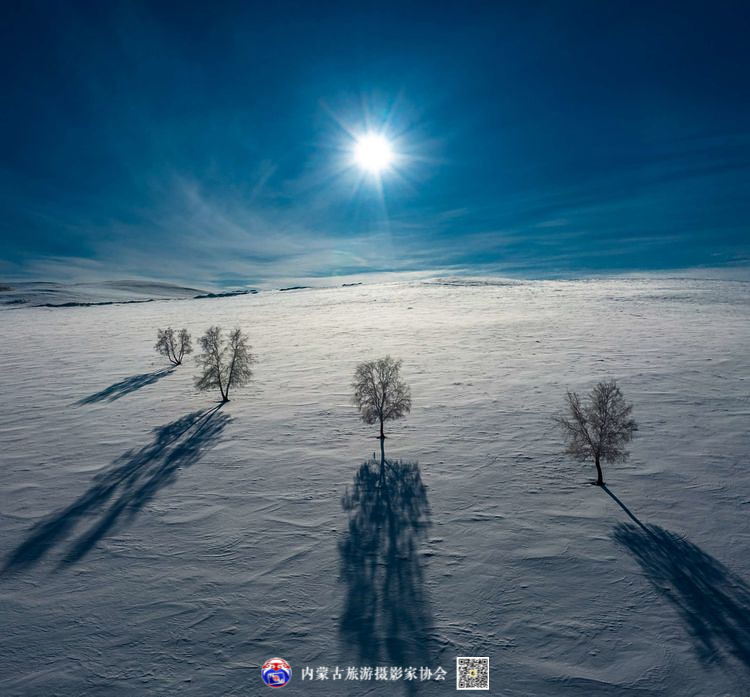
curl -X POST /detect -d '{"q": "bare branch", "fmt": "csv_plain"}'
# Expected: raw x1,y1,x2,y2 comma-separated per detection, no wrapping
194,326,255,402
155,327,192,366
555,379,638,484
352,356,412,438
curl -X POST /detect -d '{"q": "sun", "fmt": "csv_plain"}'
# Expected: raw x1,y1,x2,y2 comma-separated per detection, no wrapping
353,133,394,174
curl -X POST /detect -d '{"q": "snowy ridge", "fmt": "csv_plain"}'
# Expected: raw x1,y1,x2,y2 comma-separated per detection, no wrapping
0,280,209,309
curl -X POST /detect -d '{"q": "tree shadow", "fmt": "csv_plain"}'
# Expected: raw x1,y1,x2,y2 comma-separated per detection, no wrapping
3,406,229,573
75,367,175,405
602,484,650,532
612,514,750,670
339,458,434,689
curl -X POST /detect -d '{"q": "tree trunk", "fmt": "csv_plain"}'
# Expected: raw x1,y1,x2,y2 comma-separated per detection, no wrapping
595,455,604,486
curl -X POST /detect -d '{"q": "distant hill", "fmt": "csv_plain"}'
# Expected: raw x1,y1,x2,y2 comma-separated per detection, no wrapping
0,280,210,309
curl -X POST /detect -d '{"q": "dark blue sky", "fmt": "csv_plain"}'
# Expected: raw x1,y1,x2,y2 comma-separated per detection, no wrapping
2,0,749,285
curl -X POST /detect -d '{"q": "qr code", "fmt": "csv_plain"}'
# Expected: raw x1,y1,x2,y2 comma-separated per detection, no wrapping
456,657,489,690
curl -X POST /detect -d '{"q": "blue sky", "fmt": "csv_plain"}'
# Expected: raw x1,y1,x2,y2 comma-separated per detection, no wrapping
1,1,748,286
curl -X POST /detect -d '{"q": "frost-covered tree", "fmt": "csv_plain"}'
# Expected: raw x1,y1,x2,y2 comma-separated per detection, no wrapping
155,327,192,366
194,326,255,403
555,379,638,486
352,355,412,451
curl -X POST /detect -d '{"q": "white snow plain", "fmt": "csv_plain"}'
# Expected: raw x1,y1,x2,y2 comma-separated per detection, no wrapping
0,276,749,696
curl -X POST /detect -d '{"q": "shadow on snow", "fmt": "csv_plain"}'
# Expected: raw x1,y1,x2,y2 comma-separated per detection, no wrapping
339,457,434,689
606,487,750,671
3,406,229,572
75,367,174,405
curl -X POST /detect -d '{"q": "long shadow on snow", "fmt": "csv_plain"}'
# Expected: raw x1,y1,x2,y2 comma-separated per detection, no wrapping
339,458,434,688
3,406,229,572
607,487,750,670
76,367,174,404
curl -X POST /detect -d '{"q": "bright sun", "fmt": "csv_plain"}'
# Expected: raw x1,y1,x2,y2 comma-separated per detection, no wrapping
353,133,394,174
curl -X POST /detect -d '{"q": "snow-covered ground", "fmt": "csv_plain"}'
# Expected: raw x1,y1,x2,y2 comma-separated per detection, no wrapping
0,280,208,308
0,277,748,696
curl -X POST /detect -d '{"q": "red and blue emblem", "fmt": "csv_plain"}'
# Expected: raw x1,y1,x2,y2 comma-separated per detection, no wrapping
262,658,291,688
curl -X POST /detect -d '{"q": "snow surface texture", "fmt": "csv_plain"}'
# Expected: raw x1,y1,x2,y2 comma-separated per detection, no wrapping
0,277,749,696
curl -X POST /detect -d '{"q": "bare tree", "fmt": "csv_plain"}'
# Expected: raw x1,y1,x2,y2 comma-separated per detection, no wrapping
555,379,638,486
194,326,255,402
352,356,411,466
155,327,192,366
